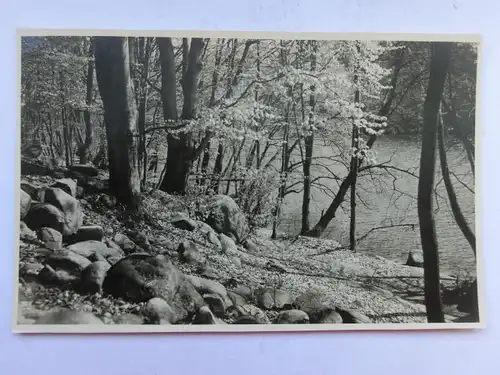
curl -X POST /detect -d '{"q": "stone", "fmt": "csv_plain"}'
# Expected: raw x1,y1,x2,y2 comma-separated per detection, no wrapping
24,203,65,234
38,265,79,287
21,181,45,201
51,178,77,197
20,190,32,219
230,256,242,268
170,280,205,322
233,316,260,324
19,262,44,282
141,297,177,324
114,314,144,324
35,309,104,324
219,233,238,253
198,264,219,279
46,249,92,275
67,240,110,259
294,287,336,319
177,241,206,266
406,249,424,268
313,308,343,324
205,195,250,243
193,306,225,325
227,291,247,306
68,164,99,177
242,239,258,252
256,288,293,310
274,309,310,324
185,274,227,298
335,307,372,324
207,231,222,249
203,293,227,318
38,227,63,250
43,187,83,236
226,304,270,324
20,221,36,240
114,233,137,254
67,225,105,244
102,254,183,303
171,212,198,231
232,285,253,300
80,261,111,294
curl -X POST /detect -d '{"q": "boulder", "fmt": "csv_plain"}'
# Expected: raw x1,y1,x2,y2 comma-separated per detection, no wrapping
67,240,111,259
226,304,270,324
43,187,83,235
68,164,99,177
21,181,45,201
256,288,293,310
294,287,337,320
406,249,424,268
242,239,258,252
274,309,310,324
205,195,250,243
219,234,237,253
203,293,227,318
114,314,144,325
177,241,206,266
38,227,63,250
171,212,197,231
20,221,36,240
141,297,177,324
20,190,32,219
185,274,227,298
313,307,343,324
46,249,92,275
66,225,105,244
193,306,225,325
232,285,253,300
51,178,77,197
114,233,137,254
335,307,371,324
170,280,205,322
35,309,103,324
102,254,183,303
227,291,247,307
80,261,111,294
38,265,79,287
19,262,44,283
24,203,65,234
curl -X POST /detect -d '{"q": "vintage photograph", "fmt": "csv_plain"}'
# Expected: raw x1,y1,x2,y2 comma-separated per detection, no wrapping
14,30,481,332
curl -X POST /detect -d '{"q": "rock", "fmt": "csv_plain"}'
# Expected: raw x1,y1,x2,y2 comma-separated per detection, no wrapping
170,280,205,322
38,265,79,286
207,231,222,249
19,262,44,282
313,308,343,324
198,264,219,279
256,288,293,310
24,203,65,234
20,221,36,240
46,249,92,275
67,225,105,244
171,212,198,231
177,241,206,266
185,274,227,298
227,291,247,306
406,249,424,268
114,233,137,254
68,164,99,177
232,285,253,300
43,187,83,235
219,234,237,253
274,309,310,324
102,254,183,303
154,235,176,251
35,309,104,324
205,195,250,243
265,259,288,273
335,307,371,324
226,304,270,324
51,178,77,197
38,227,63,250
233,316,260,324
242,239,258,252
203,293,227,318
197,221,216,235
457,279,479,317
114,314,144,324
193,306,225,325
80,261,111,294
294,287,336,319
141,297,177,324
230,256,242,268
67,240,111,259
21,181,45,201
20,190,32,219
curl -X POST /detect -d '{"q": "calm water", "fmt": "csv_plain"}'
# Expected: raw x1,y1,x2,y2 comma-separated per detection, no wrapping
279,136,476,276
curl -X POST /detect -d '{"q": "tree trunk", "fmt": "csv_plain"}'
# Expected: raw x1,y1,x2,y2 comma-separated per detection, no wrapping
138,37,151,187
349,82,360,251
94,36,142,211
418,41,452,323
211,141,224,193
437,114,476,256
78,40,94,164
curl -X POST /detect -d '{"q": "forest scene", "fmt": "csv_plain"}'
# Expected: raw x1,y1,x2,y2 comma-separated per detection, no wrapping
16,34,479,327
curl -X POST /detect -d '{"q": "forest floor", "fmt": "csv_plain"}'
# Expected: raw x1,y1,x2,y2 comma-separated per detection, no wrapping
16,167,473,326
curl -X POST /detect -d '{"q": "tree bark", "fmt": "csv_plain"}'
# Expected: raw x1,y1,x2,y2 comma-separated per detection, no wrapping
349,65,360,251
94,36,141,211
437,114,476,256
418,41,452,323
78,40,94,164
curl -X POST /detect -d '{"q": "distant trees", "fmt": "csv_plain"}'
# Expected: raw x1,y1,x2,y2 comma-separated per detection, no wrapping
94,36,142,211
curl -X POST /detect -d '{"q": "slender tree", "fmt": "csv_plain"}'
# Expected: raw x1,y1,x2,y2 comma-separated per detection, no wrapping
418,41,452,323
94,36,141,211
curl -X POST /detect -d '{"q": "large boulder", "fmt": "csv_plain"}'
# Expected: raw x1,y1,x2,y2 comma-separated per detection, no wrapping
185,274,227,298
219,234,237,253
335,307,371,324
205,195,250,243
21,181,45,202
406,249,424,268
38,265,80,287
20,221,36,240
68,164,99,177
38,227,63,250
66,225,105,244
35,309,104,325
226,304,270,324
171,213,197,231
170,280,205,322
46,249,92,276
177,241,206,266
51,178,77,197
193,306,226,325
294,287,338,323
141,297,177,324
44,187,83,235
255,287,293,310
114,233,137,254
274,309,310,324
20,190,32,219
67,240,117,261
102,254,183,303
24,203,65,234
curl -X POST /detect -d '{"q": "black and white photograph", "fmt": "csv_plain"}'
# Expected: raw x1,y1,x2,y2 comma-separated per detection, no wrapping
13,30,482,332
